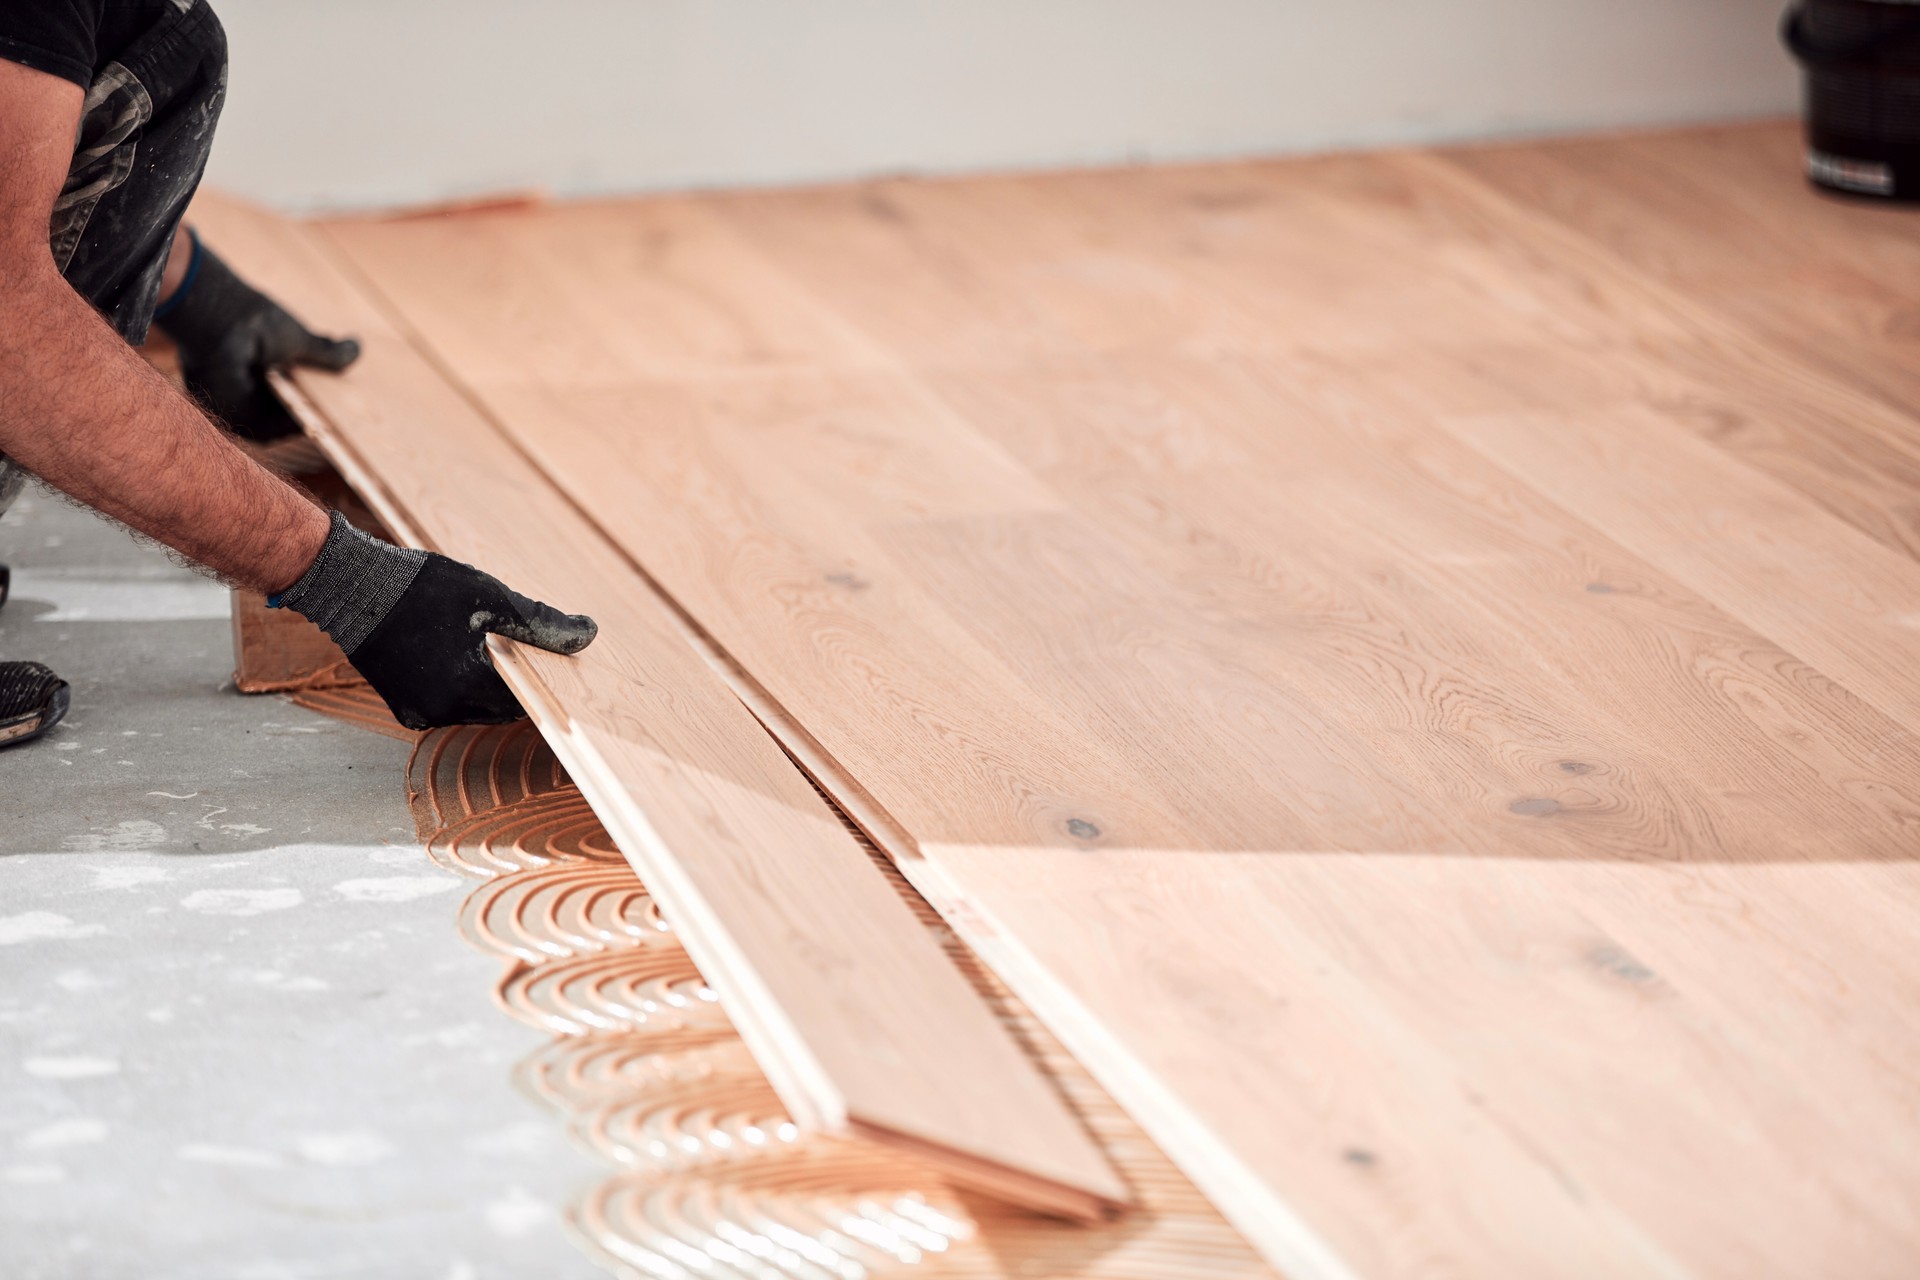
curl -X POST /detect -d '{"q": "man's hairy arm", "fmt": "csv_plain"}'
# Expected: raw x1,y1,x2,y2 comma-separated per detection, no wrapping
0,59,326,592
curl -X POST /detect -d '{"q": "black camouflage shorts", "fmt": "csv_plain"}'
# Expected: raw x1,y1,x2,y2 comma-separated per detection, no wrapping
0,0,226,520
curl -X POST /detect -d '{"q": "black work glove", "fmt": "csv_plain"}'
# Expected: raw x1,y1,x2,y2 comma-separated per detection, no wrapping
274,512,597,730
154,231,360,441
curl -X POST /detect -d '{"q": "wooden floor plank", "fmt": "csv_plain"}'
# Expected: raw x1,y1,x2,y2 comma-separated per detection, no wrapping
1436,124,1920,563
187,190,1130,1220
316,126,1920,1279
1444,123,1920,416
1439,399,1920,739
693,161,1920,860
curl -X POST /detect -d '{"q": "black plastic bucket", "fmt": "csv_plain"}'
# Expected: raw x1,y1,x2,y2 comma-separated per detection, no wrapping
1784,0,1920,199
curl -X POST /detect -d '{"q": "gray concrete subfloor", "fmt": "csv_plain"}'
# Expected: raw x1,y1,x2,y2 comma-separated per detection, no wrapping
0,490,607,1280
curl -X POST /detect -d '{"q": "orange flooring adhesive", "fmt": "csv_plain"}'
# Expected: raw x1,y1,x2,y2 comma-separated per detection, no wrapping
404,721,1277,1279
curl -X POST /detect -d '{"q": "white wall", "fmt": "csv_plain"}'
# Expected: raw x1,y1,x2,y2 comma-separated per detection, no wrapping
203,0,1797,210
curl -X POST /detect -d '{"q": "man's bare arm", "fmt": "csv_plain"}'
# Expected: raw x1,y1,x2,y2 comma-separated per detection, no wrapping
0,58,326,593
0,59,595,730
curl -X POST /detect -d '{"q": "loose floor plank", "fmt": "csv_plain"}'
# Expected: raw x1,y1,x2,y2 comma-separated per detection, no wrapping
319,126,1920,1279
187,190,1129,1221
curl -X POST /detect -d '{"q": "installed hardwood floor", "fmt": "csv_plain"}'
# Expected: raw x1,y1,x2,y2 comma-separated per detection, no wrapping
317,122,1920,1278
1444,126,1920,428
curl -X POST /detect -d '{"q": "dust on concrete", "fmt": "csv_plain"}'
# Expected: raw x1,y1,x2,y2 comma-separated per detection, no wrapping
0,491,604,1280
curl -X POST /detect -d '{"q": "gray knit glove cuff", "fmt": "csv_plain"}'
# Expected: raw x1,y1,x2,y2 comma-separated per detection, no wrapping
271,511,428,657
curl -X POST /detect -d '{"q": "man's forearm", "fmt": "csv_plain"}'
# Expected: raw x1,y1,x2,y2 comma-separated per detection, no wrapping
0,263,327,592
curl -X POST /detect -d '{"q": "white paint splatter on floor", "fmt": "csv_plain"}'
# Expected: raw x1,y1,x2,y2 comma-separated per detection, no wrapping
464,1122,553,1157
89,865,171,891
194,807,275,839
177,1144,284,1170
484,1187,553,1239
53,970,109,993
295,1131,395,1166
404,1024,485,1049
3,1164,68,1184
179,888,304,917
0,912,108,946
9,569,229,622
22,1056,120,1080
333,877,458,904
366,846,423,866
234,970,330,993
20,1118,108,1150
63,820,169,853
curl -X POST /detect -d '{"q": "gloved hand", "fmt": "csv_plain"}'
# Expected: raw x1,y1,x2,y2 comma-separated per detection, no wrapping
154,231,361,441
274,512,597,730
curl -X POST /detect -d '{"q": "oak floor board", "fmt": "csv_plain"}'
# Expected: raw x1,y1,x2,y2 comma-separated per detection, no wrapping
1435,125,1920,563
185,191,1130,1220
937,847,1920,1278
1445,124,1920,416
316,125,1920,1277
702,169,1920,858
1438,400,1920,740
967,145,1920,578
920,349,1920,850
932,173,1920,1233
900,349,1920,1268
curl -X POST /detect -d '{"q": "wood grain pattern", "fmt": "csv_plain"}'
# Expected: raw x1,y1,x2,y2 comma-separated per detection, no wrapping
1436,126,1920,564
314,123,1920,1277
188,190,1129,1220
1445,125,1920,419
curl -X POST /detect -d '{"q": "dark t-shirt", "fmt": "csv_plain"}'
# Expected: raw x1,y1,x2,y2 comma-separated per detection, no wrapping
0,2,174,88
